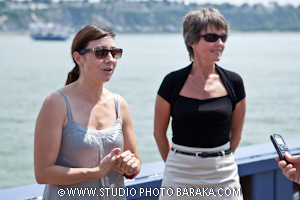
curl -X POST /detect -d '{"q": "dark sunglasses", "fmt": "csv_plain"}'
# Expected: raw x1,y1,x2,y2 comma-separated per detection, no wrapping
78,47,123,59
199,33,228,43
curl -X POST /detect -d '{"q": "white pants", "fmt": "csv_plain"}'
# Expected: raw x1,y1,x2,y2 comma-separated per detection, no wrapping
159,142,243,200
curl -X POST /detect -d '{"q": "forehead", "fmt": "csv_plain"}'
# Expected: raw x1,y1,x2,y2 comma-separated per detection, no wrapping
200,24,225,34
87,36,115,48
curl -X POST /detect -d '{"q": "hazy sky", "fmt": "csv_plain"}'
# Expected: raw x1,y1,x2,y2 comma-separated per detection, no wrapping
179,0,300,6
86,0,300,7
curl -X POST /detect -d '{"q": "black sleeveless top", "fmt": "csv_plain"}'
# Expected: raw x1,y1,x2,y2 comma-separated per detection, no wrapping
158,63,246,148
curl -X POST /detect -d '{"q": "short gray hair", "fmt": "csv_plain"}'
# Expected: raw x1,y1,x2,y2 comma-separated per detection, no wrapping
183,8,230,61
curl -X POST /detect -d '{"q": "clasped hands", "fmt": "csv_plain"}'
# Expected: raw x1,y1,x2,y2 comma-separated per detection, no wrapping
114,149,139,176
101,148,139,177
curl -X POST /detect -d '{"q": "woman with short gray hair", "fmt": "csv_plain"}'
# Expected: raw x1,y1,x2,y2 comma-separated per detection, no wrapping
183,8,230,61
154,8,246,200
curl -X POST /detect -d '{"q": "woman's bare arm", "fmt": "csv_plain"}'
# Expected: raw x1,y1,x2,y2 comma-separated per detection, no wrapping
230,97,247,153
116,96,141,176
153,95,171,162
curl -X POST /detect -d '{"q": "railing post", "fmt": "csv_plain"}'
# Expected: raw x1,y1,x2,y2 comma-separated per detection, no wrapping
274,169,293,200
251,171,274,200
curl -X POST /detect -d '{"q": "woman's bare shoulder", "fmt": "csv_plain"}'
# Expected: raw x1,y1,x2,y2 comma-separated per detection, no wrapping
39,89,68,118
115,94,129,109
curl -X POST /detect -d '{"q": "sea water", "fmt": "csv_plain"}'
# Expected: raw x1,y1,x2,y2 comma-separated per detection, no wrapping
0,32,299,189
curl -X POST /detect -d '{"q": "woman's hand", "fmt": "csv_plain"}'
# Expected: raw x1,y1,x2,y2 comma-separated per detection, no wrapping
113,150,139,176
97,148,121,177
276,152,300,184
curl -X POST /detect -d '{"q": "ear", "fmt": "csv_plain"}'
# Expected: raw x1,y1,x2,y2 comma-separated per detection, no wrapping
73,51,82,66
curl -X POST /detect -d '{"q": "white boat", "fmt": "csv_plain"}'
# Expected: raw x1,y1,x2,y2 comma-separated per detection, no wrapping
29,13,70,41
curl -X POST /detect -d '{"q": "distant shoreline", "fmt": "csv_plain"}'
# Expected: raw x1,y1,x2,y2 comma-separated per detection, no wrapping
0,31,29,35
1,30,300,36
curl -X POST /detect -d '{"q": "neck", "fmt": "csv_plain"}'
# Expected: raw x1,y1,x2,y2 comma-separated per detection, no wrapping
74,77,106,105
191,60,215,80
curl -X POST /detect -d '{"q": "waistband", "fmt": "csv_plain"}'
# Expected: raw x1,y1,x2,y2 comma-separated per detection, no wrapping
171,141,230,153
171,147,232,158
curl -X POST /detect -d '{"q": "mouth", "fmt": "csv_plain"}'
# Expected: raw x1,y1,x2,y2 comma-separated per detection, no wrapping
102,68,113,74
211,50,222,55
212,49,222,52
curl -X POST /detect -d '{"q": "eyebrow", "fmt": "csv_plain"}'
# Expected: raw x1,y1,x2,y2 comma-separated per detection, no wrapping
95,46,117,49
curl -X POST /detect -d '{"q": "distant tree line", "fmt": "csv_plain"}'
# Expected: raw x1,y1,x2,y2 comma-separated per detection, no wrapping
0,0,300,33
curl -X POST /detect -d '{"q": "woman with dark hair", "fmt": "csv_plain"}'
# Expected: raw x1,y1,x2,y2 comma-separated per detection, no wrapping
154,8,246,199
34,24,140,199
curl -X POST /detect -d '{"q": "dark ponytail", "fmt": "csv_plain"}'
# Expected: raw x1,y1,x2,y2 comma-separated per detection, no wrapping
65,65,80,85
65,24,115,86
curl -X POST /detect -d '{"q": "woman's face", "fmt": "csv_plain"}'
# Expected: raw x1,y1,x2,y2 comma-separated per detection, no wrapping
79,36,118,84
192,25,226,64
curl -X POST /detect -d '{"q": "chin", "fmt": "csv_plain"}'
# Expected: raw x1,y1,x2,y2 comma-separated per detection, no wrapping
101,78,111,83
104,76,113,83
214,57,222,62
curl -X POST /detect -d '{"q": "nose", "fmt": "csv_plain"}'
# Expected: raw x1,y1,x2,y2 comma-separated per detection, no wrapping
215,37,225,46
105,51,115,62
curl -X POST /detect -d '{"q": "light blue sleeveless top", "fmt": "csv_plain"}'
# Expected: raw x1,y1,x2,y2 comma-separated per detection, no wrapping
42,91,125,200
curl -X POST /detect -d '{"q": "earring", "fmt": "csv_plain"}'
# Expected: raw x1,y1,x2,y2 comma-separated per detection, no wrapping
192,46,194,48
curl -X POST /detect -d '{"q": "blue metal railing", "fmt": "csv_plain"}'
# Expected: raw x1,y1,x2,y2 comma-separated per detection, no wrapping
1,138,299,200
